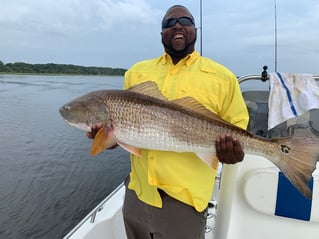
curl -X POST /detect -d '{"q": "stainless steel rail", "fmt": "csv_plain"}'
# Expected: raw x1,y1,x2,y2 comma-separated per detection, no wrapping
238,74,319,84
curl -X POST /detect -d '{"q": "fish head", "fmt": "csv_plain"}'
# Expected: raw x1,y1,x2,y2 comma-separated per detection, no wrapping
59,91,110,132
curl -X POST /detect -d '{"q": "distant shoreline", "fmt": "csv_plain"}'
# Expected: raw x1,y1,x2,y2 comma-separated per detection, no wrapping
0,61,127,76
0,72,125,77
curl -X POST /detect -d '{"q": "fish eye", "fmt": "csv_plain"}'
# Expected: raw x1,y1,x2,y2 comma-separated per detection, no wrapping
64,105,71,111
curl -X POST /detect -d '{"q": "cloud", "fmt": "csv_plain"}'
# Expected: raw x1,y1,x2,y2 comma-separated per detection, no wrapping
197,0,319,74
0,0,318,74
0,0,165,67
96,0,161,30
0,0,162,37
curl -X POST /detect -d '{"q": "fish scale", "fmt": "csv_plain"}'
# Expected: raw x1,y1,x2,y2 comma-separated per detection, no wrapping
111,97,217,151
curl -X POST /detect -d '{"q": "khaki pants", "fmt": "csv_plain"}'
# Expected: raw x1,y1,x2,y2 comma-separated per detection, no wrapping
122,179,207,239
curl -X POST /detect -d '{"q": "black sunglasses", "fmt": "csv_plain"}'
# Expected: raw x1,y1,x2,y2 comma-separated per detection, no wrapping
162,17,194,29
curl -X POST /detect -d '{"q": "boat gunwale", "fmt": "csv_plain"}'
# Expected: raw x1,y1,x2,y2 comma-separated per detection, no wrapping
63,182,125,239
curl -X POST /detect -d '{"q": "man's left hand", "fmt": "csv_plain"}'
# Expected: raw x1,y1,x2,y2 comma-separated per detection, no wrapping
215,135,244,164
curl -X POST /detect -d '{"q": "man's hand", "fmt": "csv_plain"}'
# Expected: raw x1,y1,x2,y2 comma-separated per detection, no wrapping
215,135,244,164
86,124,103,139
86,124,118,150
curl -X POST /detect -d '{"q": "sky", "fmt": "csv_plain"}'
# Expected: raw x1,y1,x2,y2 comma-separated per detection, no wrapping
1,0,318,76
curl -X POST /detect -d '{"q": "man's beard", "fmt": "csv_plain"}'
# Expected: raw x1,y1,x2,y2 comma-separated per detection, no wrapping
162,35,197,57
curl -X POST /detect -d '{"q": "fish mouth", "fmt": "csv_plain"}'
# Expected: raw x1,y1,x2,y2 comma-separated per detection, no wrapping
59,105,91,132
64,119,91,132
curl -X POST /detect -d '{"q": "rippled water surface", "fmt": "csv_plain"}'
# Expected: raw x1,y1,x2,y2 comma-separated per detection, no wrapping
0,74,130,239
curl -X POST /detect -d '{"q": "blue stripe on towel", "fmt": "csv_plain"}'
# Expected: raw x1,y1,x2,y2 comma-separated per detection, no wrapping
276,72,298,116
275,172,313,221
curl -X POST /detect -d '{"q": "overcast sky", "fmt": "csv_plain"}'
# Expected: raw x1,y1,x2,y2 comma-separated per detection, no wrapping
1,0,318,76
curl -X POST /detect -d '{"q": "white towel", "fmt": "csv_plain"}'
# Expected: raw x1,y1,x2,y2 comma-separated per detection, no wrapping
268,72,319,130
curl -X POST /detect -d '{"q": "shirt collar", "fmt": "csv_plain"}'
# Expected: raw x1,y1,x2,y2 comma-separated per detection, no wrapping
161,50,200,66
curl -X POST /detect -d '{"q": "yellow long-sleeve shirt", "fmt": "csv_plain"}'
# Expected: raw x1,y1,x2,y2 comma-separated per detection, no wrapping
124,50,249,212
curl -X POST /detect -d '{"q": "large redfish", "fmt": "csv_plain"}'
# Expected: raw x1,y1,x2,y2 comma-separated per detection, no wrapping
59,81,319,198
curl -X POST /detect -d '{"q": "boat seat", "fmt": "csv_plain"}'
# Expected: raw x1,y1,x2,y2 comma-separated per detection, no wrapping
243,91,319,138
243,91,287,138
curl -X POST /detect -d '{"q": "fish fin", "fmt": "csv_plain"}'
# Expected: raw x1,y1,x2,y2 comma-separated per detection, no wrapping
128,81,167,101
173,97,233,125
273,136,319,198
117,142,141,157
90,127,116,156
172,96,253,135
196,153,219,169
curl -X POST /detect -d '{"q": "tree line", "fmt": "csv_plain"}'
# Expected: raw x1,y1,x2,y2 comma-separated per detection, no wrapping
0,60,126,76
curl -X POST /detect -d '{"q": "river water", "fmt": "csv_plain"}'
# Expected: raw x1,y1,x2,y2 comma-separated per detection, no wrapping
0,74,130,239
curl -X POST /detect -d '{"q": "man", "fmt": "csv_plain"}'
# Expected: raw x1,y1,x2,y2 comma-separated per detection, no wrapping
88,5,248,239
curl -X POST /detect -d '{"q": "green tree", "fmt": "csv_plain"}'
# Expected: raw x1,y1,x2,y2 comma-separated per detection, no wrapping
0,60,127,75
0,60,4,72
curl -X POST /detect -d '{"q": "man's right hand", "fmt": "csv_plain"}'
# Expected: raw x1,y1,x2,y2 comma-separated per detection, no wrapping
86,124,103,139
86,124,119,150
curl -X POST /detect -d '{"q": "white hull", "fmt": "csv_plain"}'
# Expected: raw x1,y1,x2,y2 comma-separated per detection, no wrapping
64,183,127,239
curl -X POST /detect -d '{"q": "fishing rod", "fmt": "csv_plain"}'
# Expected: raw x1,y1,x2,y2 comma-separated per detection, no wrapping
274,0,278,72
199,0,203,56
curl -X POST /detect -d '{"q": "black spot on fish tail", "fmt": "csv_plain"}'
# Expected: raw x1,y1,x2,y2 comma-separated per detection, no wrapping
280,144,291,154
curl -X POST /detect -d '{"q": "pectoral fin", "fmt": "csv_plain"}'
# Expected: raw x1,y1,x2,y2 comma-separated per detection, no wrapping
118,142,141,157
91,127,117,156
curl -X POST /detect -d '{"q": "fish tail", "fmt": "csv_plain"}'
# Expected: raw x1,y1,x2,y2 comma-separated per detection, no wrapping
273,136,319,198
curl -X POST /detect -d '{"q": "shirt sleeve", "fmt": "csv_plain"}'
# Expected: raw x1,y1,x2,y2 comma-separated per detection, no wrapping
219,71,249,130
123,69,131,90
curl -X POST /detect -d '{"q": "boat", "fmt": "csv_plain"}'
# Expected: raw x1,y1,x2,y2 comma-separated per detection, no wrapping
63,68,319,239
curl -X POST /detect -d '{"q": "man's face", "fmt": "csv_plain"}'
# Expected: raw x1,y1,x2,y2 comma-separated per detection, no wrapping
161,7,197,57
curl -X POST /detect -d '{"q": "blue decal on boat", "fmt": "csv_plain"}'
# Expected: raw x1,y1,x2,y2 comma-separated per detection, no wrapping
275,172,313,221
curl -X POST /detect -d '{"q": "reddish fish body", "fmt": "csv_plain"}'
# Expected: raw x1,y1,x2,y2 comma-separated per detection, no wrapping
59,81,319,198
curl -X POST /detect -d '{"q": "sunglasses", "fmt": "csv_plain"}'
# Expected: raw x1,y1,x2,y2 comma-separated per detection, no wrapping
162,17,194,29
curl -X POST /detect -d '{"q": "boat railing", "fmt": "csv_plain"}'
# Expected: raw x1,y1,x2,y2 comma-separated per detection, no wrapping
237,66,319,84
238,74,319,83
